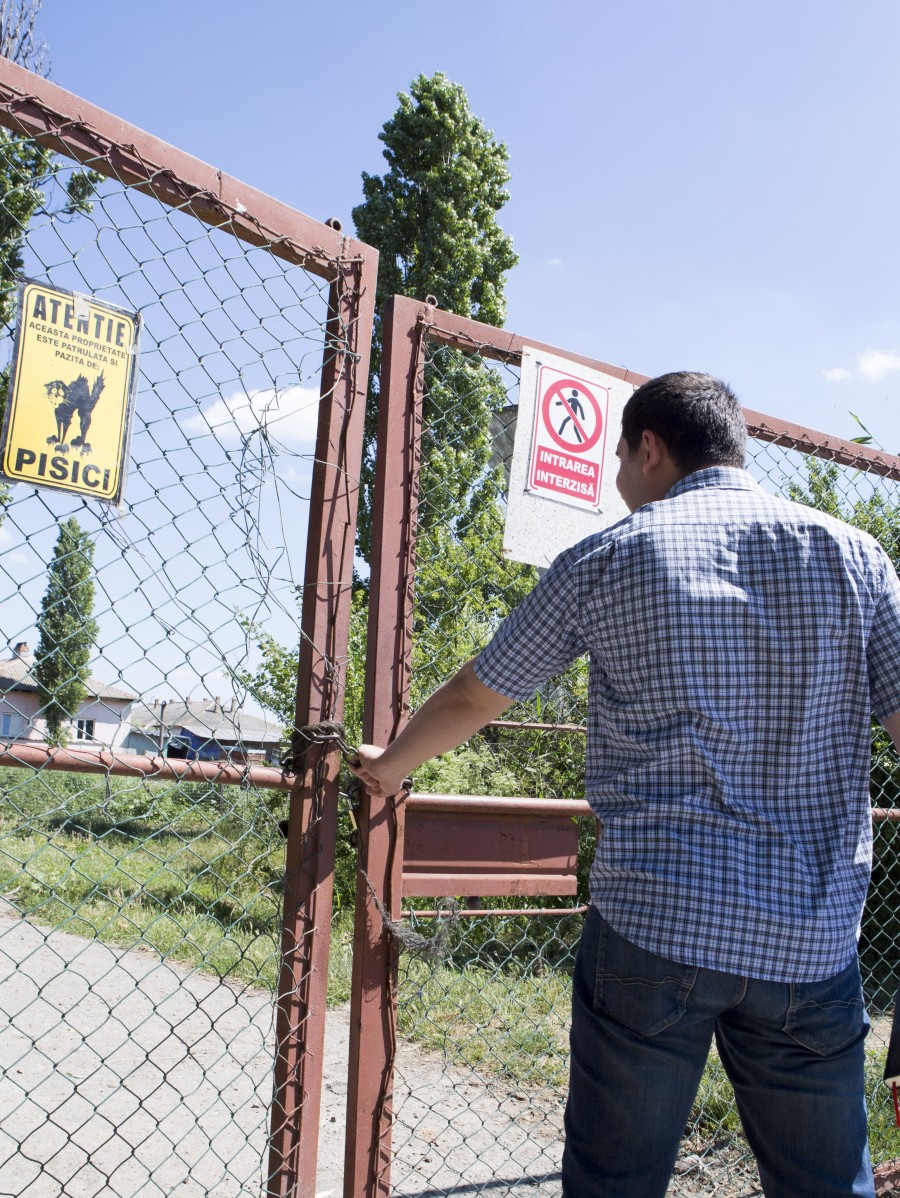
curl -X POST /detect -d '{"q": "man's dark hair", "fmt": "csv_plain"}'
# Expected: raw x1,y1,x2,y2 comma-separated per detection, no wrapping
621,371,746,471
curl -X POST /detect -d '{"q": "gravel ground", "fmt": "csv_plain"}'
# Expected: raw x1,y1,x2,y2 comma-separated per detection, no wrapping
2,909,884,1198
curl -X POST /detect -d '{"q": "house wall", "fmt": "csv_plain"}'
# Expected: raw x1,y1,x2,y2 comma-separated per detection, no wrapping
0,691,42,742
0,693,133,749
73,698,133,750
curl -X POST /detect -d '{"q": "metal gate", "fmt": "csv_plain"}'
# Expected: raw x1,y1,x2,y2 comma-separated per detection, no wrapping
351,295,900,1197
0,59,377,1198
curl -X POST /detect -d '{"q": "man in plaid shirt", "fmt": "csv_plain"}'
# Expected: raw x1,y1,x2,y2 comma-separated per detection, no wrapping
353,372,900,1197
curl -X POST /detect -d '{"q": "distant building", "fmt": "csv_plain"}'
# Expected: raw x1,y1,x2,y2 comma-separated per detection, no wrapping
0,642,137,749
125,697,283,765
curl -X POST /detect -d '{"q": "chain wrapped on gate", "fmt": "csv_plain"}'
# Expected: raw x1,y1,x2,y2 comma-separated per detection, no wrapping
280,719,459,960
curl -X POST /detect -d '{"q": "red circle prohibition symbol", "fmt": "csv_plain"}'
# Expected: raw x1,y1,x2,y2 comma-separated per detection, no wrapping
540,378,603,453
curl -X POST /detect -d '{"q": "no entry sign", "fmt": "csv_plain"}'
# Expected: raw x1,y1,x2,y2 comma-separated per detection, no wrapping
528,364,609,509
502,348,634,569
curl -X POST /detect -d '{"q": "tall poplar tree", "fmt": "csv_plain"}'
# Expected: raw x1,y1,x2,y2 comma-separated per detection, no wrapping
34,517,99,745
352,71,518,563
244,75,533,761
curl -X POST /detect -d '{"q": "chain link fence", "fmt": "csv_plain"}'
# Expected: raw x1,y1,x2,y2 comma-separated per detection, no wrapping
0,68,375,1198
367,310,900,1197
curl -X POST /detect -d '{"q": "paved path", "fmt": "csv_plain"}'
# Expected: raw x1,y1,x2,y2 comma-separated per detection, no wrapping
0,914,566,1198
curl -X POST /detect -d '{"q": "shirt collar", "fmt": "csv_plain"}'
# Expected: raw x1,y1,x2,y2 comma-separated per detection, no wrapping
664,465,759,502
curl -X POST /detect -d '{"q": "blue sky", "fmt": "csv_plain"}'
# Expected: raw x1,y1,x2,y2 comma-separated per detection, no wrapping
37,0,900,452
3,0,897,712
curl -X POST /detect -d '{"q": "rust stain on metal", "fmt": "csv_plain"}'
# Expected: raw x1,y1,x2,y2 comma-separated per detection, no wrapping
403,905,589,919
266,254,379,1194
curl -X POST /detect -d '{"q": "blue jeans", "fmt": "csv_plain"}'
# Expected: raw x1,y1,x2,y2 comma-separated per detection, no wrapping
562,907,874,1197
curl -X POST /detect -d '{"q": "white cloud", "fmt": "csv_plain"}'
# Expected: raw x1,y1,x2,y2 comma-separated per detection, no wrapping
822,367,851,382
857,349,900,383
546,258,563,267
183,385,320,447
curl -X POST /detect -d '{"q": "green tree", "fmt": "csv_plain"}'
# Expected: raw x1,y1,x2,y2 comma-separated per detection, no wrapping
237,588,368,750
0,2,102,516
34,516,99,745
352,71,518,563
247,73,527,734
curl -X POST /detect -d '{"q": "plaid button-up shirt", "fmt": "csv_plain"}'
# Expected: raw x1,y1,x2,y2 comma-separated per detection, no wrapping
475,467,900,981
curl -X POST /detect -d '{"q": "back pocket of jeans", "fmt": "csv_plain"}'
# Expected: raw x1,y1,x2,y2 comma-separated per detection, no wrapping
593,918,697,1037
785,963,867,1056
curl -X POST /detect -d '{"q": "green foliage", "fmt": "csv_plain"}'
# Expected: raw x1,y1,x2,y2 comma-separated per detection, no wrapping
236,607,300,730
0,0,102,522
786,458,900,571
788,458,900,806
861,819,900,1008
353,71,516,326
237,594,366,908
0,768,295,989
34,517,99,745
352,71,518,563
411,504,538,695
245,67,578,908
237,587,368,749
0,130,102,330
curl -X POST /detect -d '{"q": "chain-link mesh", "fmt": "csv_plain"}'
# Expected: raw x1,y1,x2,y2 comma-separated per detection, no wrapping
380,332,900,1197
0,107,366,1196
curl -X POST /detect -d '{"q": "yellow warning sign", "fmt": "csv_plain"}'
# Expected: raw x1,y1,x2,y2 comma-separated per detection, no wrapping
0,281,141,504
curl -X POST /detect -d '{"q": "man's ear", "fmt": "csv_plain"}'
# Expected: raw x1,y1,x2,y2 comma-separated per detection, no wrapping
640,429,665,475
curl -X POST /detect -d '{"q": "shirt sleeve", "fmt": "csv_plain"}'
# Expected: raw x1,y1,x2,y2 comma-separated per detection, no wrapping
867,550,900,721
473,546,590,701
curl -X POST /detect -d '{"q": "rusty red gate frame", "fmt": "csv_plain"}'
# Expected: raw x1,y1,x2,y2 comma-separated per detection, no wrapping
351,293,900,1198
0,58,379,1198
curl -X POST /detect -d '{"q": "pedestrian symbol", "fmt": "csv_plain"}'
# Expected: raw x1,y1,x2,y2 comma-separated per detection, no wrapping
556,389,587,442
540,377,603,454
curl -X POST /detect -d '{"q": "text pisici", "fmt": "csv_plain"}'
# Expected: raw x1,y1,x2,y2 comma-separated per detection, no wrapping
11,448,111,490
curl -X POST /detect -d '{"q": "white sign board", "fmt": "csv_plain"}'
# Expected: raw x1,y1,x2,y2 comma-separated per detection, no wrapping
503,347,637,568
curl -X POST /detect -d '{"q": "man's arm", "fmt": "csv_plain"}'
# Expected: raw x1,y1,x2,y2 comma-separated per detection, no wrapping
351,657,514,797
882,712,900,754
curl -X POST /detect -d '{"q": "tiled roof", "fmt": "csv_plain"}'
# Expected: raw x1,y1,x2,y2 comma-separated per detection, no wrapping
0,652,136,701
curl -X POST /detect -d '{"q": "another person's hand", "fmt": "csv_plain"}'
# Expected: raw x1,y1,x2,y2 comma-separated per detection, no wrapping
351,744,409,798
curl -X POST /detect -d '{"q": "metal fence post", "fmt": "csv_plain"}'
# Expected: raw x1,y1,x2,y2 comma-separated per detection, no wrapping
343,296,426,1198
267,253,378,1198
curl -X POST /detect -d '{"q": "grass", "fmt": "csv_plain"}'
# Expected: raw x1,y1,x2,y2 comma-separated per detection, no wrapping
0,770,356,1004
398,949,573,1087
3,770,900,1166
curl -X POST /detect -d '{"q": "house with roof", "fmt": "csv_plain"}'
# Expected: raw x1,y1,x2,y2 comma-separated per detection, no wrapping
0,642,137,748
125,697,283,765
